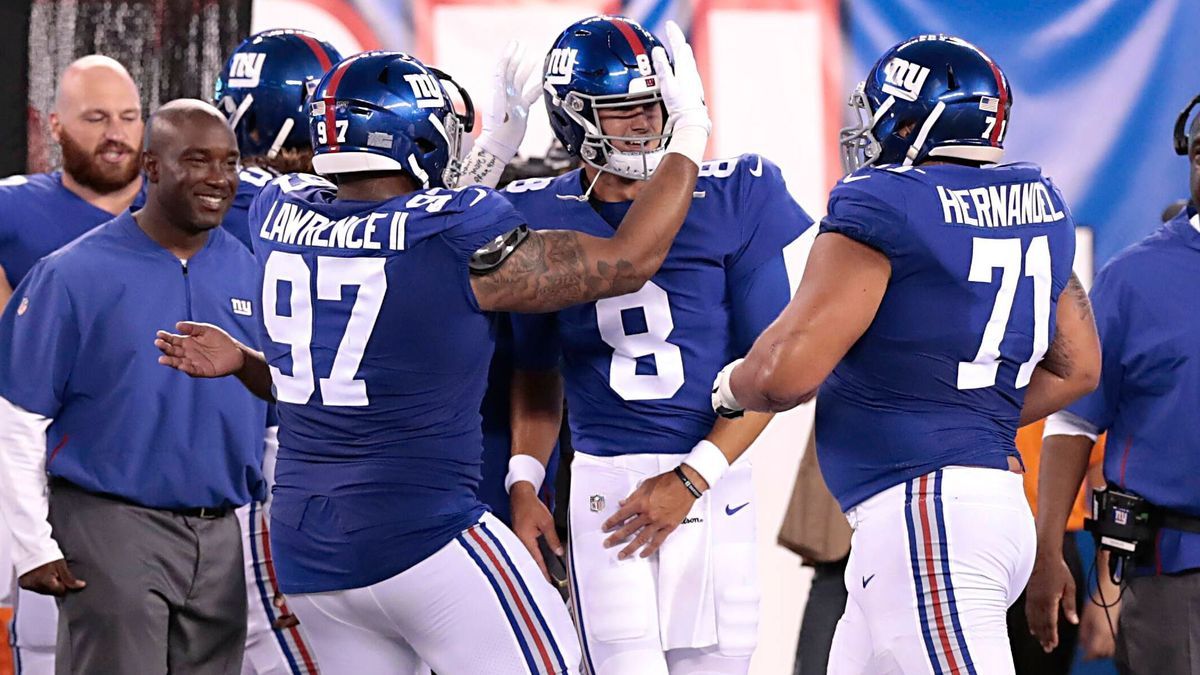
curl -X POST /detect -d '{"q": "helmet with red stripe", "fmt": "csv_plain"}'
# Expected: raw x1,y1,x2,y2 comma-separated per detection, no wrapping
543,15,669,180
307,51,474,188
214,29,342,158
840,35,1012,173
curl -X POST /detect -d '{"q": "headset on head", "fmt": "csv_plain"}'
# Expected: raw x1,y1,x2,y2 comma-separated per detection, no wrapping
1173,93,1200,156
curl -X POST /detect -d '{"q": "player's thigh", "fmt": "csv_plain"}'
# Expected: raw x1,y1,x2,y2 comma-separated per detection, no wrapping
707,455,759,658
386,513,579,674
13,588,57,649
287,589,424,675
827,580,873,675
854,469,1031,675
569,454,667,675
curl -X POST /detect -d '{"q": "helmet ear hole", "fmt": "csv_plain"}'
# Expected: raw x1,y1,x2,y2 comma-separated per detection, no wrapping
415,138,436,154
946,65,958,91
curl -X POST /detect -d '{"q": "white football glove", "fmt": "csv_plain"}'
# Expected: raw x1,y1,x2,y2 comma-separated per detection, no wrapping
476,41,542,163
711,359,745,419
652,21,711,165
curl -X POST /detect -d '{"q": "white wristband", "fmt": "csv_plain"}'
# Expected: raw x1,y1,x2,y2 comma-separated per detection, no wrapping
665,123,710,168
504,454,547,494
682,440,730,490
712,358,745,414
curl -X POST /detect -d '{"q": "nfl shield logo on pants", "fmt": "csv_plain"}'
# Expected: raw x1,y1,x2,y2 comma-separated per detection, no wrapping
589,495,605,512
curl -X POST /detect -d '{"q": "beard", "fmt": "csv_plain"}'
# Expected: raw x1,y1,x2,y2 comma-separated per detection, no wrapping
59,129,140,194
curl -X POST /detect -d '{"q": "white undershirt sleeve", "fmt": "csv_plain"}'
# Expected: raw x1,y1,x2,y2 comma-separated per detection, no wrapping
1042,410,1101,443
0,395,64,577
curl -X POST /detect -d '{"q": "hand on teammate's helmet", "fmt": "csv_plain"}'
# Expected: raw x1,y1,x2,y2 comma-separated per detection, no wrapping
476,41,542,163
652,21,710,136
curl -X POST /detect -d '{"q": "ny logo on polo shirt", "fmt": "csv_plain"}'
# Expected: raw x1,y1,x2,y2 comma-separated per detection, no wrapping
231,298,253,316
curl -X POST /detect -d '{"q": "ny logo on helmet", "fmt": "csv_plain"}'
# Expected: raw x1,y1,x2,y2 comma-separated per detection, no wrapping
404,73,445,109
881,57,930,102
228,53,267,88
545,48,578,86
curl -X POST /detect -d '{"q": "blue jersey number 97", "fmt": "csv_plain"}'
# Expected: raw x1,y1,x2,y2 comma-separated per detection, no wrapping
262,251,387,406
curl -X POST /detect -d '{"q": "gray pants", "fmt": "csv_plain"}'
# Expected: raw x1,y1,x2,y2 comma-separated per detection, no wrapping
1116,570,1200,674
48,480,247,675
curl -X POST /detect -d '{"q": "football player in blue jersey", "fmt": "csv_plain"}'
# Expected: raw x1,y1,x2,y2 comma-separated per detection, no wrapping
155,39,709,673
503,16,815,675
212,29,345,675
708,35,1102,673
0,54,144,675
215,29,344,252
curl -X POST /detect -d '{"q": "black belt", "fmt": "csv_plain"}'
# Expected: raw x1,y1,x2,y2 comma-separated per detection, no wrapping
49,477,232,519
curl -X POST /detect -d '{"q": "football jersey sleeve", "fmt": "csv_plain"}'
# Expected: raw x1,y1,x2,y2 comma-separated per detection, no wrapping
726,155,814,353
440,187,528,265
511,311,561,371
1065,263,1127,431
820,175,908,261
0,262,79,417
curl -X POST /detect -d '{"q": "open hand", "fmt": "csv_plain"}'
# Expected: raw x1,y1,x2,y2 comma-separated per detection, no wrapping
602,465,706,560
156,321,245,378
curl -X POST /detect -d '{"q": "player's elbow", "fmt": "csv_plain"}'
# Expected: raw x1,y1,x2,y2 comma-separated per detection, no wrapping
750,346,821,413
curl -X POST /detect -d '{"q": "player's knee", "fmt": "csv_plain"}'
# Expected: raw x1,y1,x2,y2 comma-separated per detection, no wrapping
594,649,669,675
582,563,654,643
666,646,751,675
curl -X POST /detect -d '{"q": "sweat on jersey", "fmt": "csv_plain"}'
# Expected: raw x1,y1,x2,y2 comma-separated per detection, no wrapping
0,212,268,509
816,162,1076,511
504,154,813,458
1067,206,1200,576
248,173,525,593
0,171,146,287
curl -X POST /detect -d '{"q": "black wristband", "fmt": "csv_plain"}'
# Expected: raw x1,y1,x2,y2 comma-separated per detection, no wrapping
673,465,703,499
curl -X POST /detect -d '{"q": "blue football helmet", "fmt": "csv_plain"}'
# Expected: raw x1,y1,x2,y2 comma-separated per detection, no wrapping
543,16,669,180
308,52,474,188
840,35,1012,173
214,29,343,158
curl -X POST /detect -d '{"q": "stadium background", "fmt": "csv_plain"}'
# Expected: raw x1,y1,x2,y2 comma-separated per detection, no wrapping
3,1,1197,673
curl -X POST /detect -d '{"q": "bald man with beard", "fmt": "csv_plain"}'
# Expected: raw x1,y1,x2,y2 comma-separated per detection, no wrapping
0,54,145,675
0,55,145,310
0,99,267,674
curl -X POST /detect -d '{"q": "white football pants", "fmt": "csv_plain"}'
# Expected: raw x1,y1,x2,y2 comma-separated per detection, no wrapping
828,467,1035,675
287,512,580,674
568,451,760,675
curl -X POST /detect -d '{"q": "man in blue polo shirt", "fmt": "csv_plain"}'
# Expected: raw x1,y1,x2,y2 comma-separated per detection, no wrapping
0,54,146,673
0,55,145,310
0,100,266,673
1028,96,1200,673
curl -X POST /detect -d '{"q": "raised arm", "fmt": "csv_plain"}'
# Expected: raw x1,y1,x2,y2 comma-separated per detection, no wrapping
470,23,709,314
1018,273,1101,426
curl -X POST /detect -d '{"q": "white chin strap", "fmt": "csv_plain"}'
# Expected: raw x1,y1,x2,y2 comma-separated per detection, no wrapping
604,147,665,180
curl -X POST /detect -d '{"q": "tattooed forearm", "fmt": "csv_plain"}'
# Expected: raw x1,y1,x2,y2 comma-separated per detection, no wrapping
1039,273,1092,378
457,148,505,189
1063,273,1093,322
470,230,643,313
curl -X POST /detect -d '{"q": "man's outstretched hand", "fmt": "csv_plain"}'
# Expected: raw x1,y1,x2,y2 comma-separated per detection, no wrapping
156,321,245,378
